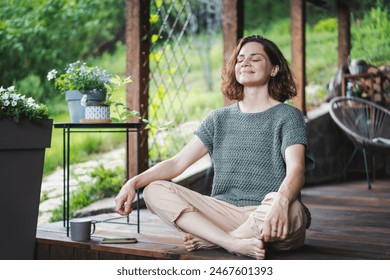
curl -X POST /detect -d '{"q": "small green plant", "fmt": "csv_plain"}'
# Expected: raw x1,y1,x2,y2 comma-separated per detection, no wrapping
111,103,142,123
103,75,141,122
103,75,131,105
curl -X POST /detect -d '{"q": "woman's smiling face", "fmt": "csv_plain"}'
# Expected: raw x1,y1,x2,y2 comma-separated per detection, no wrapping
235,42,276,87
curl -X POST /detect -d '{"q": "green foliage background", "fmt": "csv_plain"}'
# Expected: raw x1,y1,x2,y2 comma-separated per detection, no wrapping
0,0,125,100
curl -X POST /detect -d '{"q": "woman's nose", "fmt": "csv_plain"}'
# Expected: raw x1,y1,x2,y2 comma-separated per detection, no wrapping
240,57,251,66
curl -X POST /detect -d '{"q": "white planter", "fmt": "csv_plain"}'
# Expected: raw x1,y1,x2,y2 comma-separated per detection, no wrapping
66,90,107,123
80,105,111,123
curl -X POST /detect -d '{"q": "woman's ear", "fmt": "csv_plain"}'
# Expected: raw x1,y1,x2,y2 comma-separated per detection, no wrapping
271,65,280,77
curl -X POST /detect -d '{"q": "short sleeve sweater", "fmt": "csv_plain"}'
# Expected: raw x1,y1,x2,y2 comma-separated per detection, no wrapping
194,102,315,207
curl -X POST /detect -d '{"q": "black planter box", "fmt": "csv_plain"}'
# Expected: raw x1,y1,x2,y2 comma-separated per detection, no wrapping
0,119,53,259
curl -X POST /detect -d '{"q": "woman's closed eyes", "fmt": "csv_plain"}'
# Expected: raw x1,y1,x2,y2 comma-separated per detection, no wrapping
236,54,264,63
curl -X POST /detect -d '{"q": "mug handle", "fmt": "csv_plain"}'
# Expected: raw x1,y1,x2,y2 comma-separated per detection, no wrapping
91,221,96,235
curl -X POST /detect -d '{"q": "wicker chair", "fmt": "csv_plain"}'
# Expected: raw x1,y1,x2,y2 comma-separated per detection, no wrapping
329,96,390,189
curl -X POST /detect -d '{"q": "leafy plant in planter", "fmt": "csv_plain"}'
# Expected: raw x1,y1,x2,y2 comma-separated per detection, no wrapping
47,61,139,123
103,75,141,122
0,85,49,122
47,60,112,99
0,85,52,259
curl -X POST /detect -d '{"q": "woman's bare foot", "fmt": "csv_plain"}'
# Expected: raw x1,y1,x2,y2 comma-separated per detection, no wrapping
227,238,266,260
183,233,265,259
183,233,219,251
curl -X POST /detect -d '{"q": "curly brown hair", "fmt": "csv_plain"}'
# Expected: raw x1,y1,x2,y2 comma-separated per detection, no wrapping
221,35,297,102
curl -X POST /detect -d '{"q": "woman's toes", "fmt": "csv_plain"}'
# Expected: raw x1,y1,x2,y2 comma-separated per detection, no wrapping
256,249,266,260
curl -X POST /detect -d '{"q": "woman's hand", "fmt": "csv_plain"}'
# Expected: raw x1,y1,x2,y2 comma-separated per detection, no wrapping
260,144,305,242
115,180,137,215
260,194,290,242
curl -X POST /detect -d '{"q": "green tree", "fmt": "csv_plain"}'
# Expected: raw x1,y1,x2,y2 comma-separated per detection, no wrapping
0,0,125,96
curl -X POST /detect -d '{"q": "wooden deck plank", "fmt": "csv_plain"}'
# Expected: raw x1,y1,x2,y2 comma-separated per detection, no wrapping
35,179,390,260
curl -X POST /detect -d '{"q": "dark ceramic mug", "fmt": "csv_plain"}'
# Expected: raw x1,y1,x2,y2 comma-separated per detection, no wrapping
70,219,96,242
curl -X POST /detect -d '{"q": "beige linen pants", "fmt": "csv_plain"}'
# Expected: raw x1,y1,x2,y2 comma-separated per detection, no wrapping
143,180,307,251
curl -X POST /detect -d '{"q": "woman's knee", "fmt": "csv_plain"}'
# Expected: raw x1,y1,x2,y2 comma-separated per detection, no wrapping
143,180,170,204
289,200,307,232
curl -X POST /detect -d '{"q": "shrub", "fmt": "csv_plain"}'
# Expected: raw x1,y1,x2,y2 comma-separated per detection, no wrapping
313,18,337,33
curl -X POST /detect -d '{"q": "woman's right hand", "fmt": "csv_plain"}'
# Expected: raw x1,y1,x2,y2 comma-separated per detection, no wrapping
115,180,137,215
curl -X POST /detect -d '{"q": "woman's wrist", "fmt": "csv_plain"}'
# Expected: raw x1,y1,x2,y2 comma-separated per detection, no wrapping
277,184,295,205
275,192,290,207
124,177,138,191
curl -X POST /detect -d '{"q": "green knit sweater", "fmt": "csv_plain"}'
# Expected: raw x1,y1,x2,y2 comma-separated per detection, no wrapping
194,102,315,207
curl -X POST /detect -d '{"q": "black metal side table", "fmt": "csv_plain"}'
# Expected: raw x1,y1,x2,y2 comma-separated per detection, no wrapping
53,122,144,236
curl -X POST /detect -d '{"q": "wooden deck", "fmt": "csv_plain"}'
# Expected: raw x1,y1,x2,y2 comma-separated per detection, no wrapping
35,179,390,260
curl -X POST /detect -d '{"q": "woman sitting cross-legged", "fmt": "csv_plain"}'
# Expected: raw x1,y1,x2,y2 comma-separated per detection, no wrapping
115,34,315,259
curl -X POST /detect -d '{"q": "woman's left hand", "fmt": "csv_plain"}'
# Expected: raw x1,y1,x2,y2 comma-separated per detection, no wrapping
260,144,305,242
260,194,290,242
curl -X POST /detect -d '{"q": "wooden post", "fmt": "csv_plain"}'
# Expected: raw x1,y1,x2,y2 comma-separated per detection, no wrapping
337,2,351,68
290,0,306,115
126,0,150,177
222,0,244,107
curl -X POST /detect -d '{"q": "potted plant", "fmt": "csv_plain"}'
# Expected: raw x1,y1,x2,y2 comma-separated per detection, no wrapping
100,75,142,123
47,60,112,123
48,62,143,123
0,85,52,259
79,74,136,123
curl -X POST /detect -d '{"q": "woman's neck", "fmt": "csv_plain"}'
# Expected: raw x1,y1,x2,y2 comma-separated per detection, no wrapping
239,87,280,113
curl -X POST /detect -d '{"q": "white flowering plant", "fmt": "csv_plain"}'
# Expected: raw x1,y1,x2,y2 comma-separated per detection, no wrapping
47,60,112,94
47,61,143,123
0,86,49,122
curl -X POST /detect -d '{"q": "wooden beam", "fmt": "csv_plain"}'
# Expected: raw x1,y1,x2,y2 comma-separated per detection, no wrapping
222,0,244,107
290,0,306,115
126,0,150,177
337,1,351,68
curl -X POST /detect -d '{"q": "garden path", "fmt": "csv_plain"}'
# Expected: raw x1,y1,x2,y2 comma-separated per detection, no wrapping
38,147,126,225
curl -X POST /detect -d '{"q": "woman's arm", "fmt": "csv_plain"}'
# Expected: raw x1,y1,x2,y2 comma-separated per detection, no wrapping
115,136,208,215
260,144,305,242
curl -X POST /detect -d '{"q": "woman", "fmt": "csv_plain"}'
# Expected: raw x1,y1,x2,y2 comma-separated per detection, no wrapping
115,35,314,259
